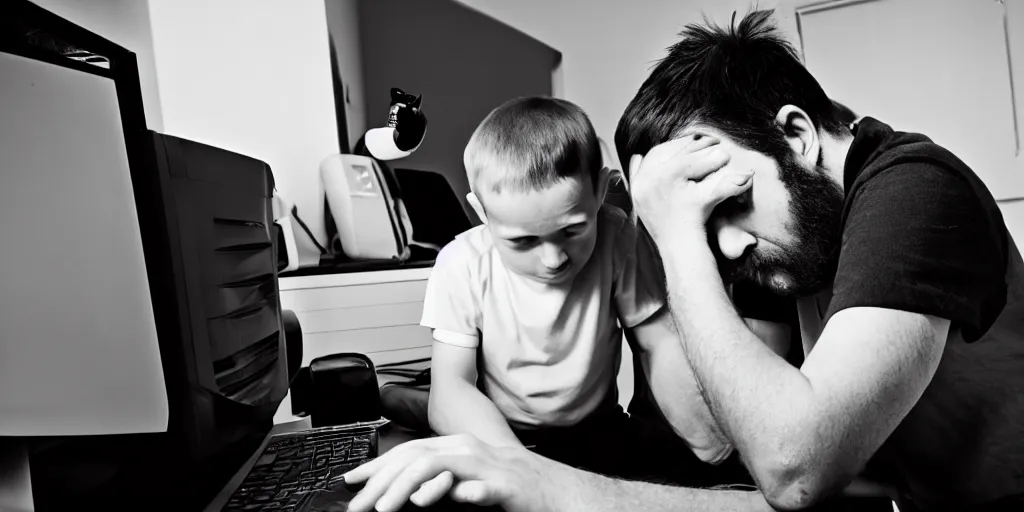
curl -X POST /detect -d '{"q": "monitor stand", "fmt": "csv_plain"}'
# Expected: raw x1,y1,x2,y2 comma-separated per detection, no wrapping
0,439,32,511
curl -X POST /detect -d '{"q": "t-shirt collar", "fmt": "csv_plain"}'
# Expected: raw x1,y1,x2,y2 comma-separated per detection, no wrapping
843,117,894,191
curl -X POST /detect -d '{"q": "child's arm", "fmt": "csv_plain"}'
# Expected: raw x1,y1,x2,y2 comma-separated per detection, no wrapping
419,240,520,447
629,310,735,464
612,214,733,462
730,283,792,358
744,317,791,357
630,311,793,464
428,339,522,447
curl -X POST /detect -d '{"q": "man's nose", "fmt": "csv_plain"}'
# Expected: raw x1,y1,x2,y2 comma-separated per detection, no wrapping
714,222,757,261
540,243,569,270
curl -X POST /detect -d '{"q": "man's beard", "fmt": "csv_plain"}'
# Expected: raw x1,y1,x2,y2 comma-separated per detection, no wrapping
719,153,845,297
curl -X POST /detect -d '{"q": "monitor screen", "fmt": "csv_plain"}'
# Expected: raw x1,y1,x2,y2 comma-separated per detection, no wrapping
0,49,168,436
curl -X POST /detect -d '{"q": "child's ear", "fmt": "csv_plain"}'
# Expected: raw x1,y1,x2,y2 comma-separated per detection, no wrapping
467,192,487,224
595,167,612,204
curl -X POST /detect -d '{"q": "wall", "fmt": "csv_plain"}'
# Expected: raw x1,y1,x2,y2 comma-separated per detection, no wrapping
454,0,789,170
454,0,1024,243
34,0,1024,260
1004,201,1024,249
324,0,367,151
358,0,560,221
32,0,164,132
147,0,340,245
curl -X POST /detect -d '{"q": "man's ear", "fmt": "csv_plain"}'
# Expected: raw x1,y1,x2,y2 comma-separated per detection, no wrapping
775,105,820,168
467,192,487,224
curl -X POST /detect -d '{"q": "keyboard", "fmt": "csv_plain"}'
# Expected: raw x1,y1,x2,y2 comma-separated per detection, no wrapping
223,427,377,511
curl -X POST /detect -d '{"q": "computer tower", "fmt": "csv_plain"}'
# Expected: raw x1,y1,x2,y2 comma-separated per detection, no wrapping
3,2,290,509
147,132,290,504
29,133,289,511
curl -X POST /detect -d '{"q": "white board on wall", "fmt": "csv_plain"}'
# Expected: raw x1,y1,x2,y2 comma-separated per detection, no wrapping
781,0,1024,200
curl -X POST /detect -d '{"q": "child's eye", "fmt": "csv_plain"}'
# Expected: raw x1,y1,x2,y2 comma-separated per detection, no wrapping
509,237,537,249
562,223,588,239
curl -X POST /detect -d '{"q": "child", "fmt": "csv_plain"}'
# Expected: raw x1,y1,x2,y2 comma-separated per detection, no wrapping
420,97,733,476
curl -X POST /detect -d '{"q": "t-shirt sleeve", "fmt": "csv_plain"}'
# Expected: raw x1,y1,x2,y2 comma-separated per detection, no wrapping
420,242,481,348
613,218,668,328
826,165,1007,341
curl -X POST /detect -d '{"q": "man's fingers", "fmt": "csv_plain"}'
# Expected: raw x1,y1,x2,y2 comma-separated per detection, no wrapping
408,471,454,509
344,436,500,512
641,145,730,184
645,133,720,165
450,480,503,506
703,170,754,207
344,436,464,484
346,451,419,512
636,142,729,187
374,458,454,512
343,456,383,484
343,438,417,484
683,146,731,181
356,452,494,512
631,134,722,186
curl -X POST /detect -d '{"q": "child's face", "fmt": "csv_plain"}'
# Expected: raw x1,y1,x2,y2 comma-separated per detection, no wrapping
480,176,602,285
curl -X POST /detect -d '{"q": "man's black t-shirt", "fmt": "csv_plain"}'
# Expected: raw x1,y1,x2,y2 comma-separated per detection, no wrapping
814,118,1024,510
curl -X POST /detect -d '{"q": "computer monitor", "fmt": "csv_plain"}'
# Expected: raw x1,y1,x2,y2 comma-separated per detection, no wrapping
0,0,168,437
1,2,290,509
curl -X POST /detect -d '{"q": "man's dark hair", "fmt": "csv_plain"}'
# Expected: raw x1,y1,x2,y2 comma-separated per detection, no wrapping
615,10,847,173
831,99,858,126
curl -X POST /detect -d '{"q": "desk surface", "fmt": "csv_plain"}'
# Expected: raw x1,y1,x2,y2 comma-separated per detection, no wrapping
279,266,433,291
205,419,422,511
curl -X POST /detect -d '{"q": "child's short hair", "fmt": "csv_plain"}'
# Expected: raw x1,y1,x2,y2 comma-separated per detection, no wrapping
464,97,601,195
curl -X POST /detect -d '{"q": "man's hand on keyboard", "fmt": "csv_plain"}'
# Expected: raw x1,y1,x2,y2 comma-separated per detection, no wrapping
342,434,572,512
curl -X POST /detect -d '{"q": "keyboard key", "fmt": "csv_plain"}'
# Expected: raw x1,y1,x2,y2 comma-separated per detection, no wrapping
228,430,376,510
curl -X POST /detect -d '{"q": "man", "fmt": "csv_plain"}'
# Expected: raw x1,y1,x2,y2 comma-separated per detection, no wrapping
342,10,1024,512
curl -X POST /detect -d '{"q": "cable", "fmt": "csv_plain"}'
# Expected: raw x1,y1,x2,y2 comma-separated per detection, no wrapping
290,205,327,255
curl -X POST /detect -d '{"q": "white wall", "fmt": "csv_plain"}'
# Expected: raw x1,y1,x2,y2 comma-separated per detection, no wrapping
147,0,340,244
36,0,1023,250
1004,200,1024,248
32,0,164,132
324,0,367,151
455,0,1024,244
454,0,787,169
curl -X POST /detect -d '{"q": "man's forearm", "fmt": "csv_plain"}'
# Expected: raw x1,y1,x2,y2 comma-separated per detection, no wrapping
658,230,816,469
562,466,772,512
428,380,522,447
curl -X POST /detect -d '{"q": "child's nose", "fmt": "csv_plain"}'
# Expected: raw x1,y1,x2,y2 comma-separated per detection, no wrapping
540,243,568,270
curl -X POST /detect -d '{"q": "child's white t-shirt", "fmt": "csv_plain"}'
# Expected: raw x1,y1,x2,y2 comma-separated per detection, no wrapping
420,205,665,428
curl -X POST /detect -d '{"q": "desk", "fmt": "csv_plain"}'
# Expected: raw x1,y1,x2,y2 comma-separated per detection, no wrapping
205,419,423,511
278,268,435,386
272,266,435,426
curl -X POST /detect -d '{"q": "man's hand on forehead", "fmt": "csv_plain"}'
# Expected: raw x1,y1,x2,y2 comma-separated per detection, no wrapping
628,132,752,242
628,132,719,181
